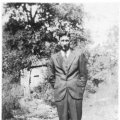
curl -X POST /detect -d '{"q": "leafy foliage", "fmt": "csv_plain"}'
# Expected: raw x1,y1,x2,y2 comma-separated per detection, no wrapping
2,74,24,120
87,25,118,88
3,3,85,76
4,3,57,32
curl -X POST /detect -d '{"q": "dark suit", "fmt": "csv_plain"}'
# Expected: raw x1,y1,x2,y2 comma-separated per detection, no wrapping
47,49,88,120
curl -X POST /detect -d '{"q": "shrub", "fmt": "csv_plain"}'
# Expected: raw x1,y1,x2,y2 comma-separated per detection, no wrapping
2,74,24,120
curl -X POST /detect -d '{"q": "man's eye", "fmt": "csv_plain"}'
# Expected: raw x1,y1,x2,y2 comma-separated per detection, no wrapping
66,40,69,42
61,39,69,42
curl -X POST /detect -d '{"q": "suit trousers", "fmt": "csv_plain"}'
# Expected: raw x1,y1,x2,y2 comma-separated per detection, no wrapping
55,90,83,120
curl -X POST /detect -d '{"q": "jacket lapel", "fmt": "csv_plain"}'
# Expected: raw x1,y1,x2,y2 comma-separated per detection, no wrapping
56,52,63,69
67,49,76,72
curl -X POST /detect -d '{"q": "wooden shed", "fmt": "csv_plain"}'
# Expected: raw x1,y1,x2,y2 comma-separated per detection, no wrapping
20,56,48,98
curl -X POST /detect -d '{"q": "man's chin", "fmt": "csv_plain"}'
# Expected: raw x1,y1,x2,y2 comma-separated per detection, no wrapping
61,46,70,51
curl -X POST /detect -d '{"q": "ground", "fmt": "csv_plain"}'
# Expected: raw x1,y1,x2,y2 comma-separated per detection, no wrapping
12,82,118,120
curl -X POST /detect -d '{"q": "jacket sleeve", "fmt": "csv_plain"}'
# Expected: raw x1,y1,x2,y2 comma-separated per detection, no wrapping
47,56,55,88
79,53,88,87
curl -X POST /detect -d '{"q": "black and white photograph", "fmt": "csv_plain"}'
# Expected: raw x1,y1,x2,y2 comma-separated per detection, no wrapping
1,2,119,120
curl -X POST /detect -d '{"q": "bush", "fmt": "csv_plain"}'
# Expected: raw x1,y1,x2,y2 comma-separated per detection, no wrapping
2,74,24,120
30,80,55,106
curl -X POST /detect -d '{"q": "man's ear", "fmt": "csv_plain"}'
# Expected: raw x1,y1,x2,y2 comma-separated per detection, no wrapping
58,41,61,45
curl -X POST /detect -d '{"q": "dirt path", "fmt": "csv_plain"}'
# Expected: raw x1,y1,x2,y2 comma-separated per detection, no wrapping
12,93,117,120
12,80,118,120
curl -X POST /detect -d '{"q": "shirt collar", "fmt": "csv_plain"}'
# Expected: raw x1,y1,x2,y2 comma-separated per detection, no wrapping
61,49,71,58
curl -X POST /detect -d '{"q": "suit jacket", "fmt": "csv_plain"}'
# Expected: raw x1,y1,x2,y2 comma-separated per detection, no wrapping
47,49,88,101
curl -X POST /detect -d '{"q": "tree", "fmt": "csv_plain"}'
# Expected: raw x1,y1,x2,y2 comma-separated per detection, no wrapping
4,3,57,33
3,3,86,73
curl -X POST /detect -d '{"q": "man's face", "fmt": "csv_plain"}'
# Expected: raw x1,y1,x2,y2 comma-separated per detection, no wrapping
59,36,70,52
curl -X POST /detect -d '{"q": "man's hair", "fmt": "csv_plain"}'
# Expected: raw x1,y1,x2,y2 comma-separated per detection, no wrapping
57,30,70,39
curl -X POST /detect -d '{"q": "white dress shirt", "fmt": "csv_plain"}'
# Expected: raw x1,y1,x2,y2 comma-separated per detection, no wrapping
61,49,71,58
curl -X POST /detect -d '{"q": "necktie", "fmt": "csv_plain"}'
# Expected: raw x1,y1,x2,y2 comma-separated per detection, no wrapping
64,52,67,62
65,52,67,59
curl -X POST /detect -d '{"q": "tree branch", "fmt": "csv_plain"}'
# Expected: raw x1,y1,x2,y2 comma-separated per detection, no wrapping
23,3,30,13
30,6,33,21
33,9,38,20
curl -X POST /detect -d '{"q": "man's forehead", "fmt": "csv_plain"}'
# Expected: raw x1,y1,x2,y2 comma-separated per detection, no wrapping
60,36,69,40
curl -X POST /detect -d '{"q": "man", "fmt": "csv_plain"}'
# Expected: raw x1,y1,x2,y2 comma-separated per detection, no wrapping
47,33,88,120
